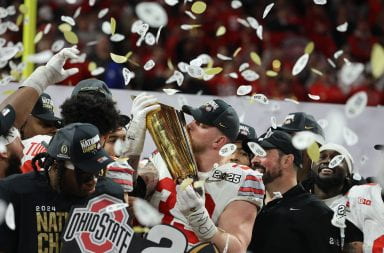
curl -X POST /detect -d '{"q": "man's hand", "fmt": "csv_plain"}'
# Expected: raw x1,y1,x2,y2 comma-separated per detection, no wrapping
176,185,218,241
23,47,80,95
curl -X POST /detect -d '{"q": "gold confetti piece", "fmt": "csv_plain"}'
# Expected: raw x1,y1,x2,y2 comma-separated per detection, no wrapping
311,68,323,76
58,23,72,32
16,14,23,26
110,53,127,64
205,67,223,75
307,142,320,162
10,69,20,80
371,43,384,79
266,70,278,77
216,26,226,37
233,47,242,57
110,17,116,35
193,180,205,189
305,41,315,54
191,1,207,15
250,51,261,65
180,178,194,190
180,24,201,30
88,62,96,72
133,226,150,233
34,31,43,44
272,59,281,70
167,58,174,70
2,90,15,96
63,31,78,44
19,4,27,14
125,51,133,59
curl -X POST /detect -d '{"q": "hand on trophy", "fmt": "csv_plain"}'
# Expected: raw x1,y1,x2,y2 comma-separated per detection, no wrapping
176,184,218,241
23,47,80,95
122,92,160,156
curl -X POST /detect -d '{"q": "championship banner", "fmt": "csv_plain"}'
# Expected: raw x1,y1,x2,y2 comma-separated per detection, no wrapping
61,194,217,253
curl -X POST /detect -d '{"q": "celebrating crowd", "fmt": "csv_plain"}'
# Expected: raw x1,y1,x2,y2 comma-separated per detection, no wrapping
0,47,383,253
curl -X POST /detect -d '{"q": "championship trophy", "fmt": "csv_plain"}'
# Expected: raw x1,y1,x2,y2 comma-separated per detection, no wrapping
146,103,198,182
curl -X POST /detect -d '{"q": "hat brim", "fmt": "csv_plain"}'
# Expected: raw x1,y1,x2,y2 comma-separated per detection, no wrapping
34,113,62,124
73,149,114,174
0,105,16,136
182,105,206,124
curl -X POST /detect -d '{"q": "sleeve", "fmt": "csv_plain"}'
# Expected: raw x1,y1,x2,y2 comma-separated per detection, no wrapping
233,169,265,209
105,160,135,193
345,187,363,231
0,181,18,252
345,220,364,243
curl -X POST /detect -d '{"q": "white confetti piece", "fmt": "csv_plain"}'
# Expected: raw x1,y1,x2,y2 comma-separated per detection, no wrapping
343,127,359,146
166,70,184,86
73,7,81,19
252,93,269,104
98,8,109,19
329,155,345,168
203,73,215,81
237,85,252,96
263,3,274,19
197,54,212,65
181,24,200,30
317,119,328,129
0,46,19,62
271,116,277,129
163,88,180,95
43,23,51,34
0,8,7,19
144,59,155,71
241,69,260,81
131,20,144,33
333,50,343,59
110,33,125,42
313,0,327,5
190,57,203,67
339,62,364,86
91,67,105,76
86,41,98,46
51,40,65,52
247,142,266,157
102,21,112,34
219,143,237,157
352,173,362,181
66,0,77,3
284,98,300,104
187,65,204,78
145,32,156,46
231,0,242,9
5,203,15,230
135,2,168,28
105,203,128,213
228,72,238,79
0,23,7,35
292,131,316,150
137,23,149,36
185,10,196,20
247,17,259,30
292,53,309,76
345,91,367,118
133,198,162,227
165,0,179,6
308,94,320,100
256,25,263,40
177,62,189,73
89,0,95,6
327,58,336,68
336,22,348,32
239,62,250,72
0,38,6,47
34,31,43,44
7,21,19,32
123,68,132,85
61,16,75,26
6,5,16,16
237,18,250,28
217,53,232,61
156,25,163,44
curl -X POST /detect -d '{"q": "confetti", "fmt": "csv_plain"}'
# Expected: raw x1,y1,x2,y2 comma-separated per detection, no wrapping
18,4,27,14
237,85,252,96
110,17,116,35
91,67,105,76
190,57,203,67
0,38,5,48
228,72,238,79
219,143,237,157
0,8,7,19
98,8,109,19
205,67,223,75
247,17,259,30
327,58,336,68
102,21,112,34
329,155,345,168
133,198,162,227
333,50,343,59
339,62,364,86
0,23,7,35
105,203,128,213
284,98,300,104
61,16,75,26
247,142,266,157
145,32,156,46
307,142,320,162
305,41,315,55
165,0,179,6
66,0,77,3
163,88,180,95
217,53,232,61
167,58,174,70
317,119,328,129
191,1,207,14
0,76,13,86
63,31,78,44
231,0,242,9
266,70,278,77
292,53,309,76
135,2,168,28
336,22,348,32
7,21,19,32
311,68,323,76
308,94,320,100
110,33,125,42
51,40,65,52
43,23,52,35
122,68,132,85
73,7,81,19
131,20,144,33
185,10,196,20
88,62,96,72
216,26,226,36
256,25,263,40
250,52,261,65
177,62,189,73
263,3,274,19
203,73,214,81
187,65,204,78
313,0,327,5
292,131,316,150
144,59,155,71
166,70,184,86
237,18,250,28
0,46,19,62
89,0,95,7
156,25,163,44
5,203,15,230
6,5,16,16
34,31,43,44
371,43,384,79
343,127,359,146
197,54,212,65
241,69,260,81
180,178,194,190
233,47,242,57
271,116,277,129
58,23,72,33
239,63,250,72
252,93,269,104
110,53,127,64
180,24,201,30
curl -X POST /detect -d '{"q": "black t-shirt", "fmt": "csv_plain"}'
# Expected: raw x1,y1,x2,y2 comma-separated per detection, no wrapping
248,184,342,253
0,172,124,253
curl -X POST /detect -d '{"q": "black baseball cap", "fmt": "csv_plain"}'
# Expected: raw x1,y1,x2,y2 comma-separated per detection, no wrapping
277,112,325,143
182,99,240,141
374,144,383,150
237,123,257,141
257,130,302,168
71,79,112,98
32,93,62,128
47,123,114,173
0,105,15,136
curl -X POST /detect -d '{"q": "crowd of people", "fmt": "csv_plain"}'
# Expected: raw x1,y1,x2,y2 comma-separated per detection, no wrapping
1,0,384,105
0,47,383,252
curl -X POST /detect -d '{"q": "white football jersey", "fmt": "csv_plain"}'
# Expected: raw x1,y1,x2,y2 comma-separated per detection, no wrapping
21,135,52,173
148,152,265,245
346,184,384,253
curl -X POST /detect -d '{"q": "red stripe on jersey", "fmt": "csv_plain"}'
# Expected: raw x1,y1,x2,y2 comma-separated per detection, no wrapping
239,187,265,195
232,164,251,170
107,167,134,174
245,175,262,182
111,178,133,186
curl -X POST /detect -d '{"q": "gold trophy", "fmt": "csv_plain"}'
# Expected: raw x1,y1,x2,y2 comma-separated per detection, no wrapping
146,103,198,182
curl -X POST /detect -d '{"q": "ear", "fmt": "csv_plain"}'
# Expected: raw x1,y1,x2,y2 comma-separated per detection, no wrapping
281,154,295,169
0,151,9,159
212,135,228,150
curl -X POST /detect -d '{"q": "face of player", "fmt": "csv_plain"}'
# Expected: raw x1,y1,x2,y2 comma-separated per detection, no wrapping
186,120,223,154
21,115,57,139
62,166,100,197
251,149,283,185
104,127,126,157
221,142,251,166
